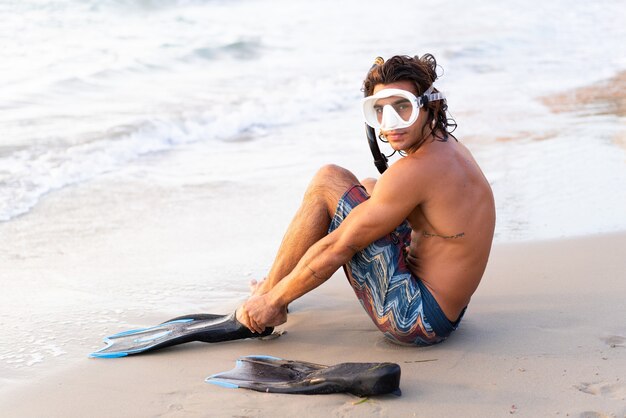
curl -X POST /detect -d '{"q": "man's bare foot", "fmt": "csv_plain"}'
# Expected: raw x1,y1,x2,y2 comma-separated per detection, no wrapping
250,278,270,297
249,278,261,295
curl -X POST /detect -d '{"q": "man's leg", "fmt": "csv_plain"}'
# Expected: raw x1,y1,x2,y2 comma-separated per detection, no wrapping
254,164,360,294
360,177,377,195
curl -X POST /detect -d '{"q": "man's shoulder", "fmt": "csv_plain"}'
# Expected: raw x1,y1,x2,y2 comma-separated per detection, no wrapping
388,148,445,177
374,154,435,201
382,141,476,191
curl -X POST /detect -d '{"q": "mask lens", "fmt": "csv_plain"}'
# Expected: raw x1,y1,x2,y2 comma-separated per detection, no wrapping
363,89,419,129
393,99,414,122
374,97,414,123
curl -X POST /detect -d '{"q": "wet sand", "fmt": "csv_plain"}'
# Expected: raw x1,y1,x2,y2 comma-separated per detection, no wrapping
1,232,625,417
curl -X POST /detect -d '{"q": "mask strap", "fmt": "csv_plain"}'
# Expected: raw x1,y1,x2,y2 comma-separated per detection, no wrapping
419,84,445,107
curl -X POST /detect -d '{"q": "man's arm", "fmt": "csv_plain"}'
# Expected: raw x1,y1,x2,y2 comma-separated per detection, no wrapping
239,159,427,332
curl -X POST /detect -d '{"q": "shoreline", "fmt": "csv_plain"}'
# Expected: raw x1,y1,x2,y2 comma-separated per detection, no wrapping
2,231,624,417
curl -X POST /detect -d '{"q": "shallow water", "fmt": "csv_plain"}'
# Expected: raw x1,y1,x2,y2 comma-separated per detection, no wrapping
2,0,626,231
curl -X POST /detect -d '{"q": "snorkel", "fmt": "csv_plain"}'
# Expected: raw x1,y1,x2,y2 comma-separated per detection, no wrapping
363,56,446,174
365,57,388,174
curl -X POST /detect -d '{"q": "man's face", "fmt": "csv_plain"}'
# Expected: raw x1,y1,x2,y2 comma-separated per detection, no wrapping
372,80,428,153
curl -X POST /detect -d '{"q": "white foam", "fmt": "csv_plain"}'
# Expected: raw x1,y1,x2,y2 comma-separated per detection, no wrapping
25,353,44,367
0,76,353,221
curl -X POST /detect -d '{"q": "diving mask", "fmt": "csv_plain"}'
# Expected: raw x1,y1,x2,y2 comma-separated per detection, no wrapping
362,86,445,130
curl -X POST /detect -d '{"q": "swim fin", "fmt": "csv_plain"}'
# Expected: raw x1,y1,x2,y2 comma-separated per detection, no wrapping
90,313,274,358
206,355,401,396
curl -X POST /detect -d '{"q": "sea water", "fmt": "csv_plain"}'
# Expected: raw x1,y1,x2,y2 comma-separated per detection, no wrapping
1,0,625,385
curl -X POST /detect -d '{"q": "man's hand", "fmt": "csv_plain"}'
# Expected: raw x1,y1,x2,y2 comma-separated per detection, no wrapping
236,294,287,334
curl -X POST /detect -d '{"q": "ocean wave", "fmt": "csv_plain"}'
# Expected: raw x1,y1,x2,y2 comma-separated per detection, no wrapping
0,77,353,222
0,116,248,222
189,38,263,61
91,0,224,10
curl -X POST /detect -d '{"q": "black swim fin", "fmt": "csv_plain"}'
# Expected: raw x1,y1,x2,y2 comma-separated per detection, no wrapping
206,356,401,396
90,313,274,358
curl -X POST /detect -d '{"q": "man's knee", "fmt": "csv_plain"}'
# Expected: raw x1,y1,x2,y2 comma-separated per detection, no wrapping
314,164,356,183
309,164,359,191
361,177,377,195
304,164,359,208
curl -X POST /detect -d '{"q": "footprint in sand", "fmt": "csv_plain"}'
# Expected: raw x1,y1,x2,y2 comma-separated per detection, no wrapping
332,399,384,417
575,381,626,400
600,335,625,348
578,412,615,418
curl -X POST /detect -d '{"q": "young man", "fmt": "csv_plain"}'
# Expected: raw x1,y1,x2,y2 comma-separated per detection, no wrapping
237,54,495,345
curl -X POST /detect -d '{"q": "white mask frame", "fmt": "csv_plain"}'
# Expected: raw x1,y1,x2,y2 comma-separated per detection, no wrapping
362,86,445,130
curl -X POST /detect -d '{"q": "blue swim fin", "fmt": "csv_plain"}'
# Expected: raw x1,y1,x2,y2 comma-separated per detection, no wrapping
90,313,274,358
206,356,401,396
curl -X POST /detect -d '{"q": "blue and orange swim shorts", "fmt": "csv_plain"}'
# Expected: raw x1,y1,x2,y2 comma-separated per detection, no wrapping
328,185,464,346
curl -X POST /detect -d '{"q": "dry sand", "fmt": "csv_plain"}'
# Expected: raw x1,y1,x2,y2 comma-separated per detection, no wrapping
1,232,624,418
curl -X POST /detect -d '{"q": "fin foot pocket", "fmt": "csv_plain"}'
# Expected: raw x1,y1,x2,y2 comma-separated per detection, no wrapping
206,356,401,396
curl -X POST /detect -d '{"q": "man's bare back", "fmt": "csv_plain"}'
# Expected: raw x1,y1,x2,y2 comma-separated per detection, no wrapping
400,138,495,321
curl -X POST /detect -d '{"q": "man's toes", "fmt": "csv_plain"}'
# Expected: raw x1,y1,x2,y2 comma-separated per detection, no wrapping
249,279,258,292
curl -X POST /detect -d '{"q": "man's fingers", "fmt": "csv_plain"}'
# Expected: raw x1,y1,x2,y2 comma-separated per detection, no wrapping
243,306,263,333
248,316,263,334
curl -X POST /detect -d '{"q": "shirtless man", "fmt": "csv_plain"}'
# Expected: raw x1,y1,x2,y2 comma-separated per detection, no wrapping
237,54,495,345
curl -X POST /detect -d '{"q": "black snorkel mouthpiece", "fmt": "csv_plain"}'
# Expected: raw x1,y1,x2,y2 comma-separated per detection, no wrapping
365,57,389,174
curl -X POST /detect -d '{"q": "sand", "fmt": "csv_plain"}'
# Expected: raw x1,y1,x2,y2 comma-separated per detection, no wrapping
1,231,624,418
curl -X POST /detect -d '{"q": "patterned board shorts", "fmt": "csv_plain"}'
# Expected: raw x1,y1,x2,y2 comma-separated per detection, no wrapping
328,185,463,346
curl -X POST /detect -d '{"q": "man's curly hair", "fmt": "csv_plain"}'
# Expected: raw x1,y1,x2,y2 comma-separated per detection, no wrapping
363,54,457,149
